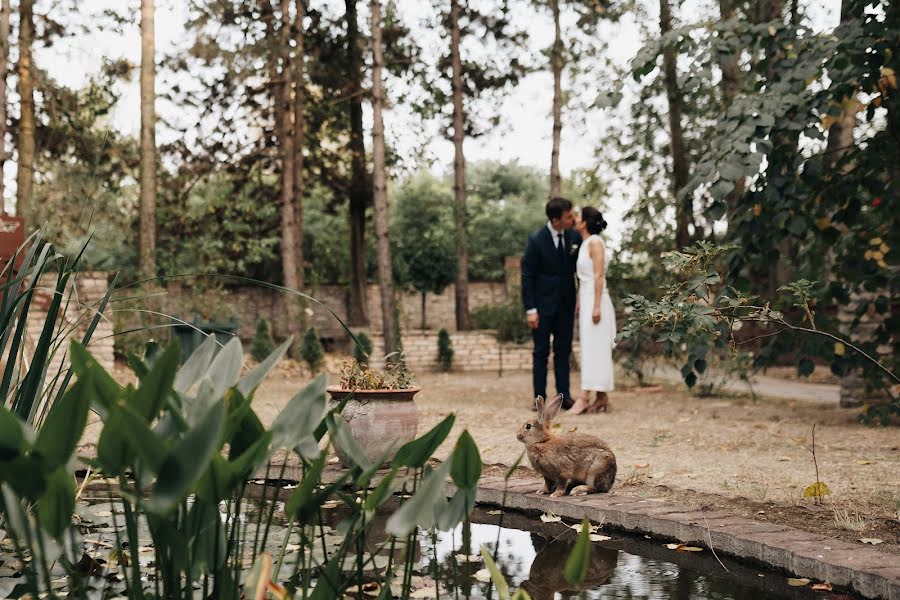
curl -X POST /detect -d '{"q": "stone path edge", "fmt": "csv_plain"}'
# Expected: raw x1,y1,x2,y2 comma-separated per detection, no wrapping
462,476,900,600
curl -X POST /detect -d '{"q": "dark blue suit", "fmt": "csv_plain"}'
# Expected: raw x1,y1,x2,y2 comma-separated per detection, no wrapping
521,226,579,407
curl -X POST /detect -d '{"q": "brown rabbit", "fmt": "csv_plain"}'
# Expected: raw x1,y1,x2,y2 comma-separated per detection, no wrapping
519,534,619,599
517,394,616,496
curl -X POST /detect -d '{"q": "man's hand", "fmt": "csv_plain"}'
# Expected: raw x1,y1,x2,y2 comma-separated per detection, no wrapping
592,307,601,324
527,312,540,330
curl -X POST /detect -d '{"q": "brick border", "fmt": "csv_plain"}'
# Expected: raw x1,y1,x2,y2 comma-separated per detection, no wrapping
464,476,900,600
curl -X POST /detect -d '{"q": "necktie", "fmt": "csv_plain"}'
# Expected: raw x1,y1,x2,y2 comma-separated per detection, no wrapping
557,233,565,260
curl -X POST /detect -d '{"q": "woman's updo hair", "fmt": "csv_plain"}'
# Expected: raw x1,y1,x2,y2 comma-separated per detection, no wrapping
581,206,608,235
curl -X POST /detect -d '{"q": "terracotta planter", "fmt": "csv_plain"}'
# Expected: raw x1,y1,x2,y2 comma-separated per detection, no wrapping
326,386,420,467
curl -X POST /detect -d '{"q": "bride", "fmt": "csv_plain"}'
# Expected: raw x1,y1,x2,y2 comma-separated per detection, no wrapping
569,206,616,414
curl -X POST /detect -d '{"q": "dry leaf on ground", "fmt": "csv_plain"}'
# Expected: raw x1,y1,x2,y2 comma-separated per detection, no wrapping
859,538,883,545
473,568,492,583
665,543,703,552
589,534,612,542
540,513,562,523
811,583,833,591
787,578,811,586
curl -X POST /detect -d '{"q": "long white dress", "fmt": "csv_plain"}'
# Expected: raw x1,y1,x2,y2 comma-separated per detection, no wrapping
577,235,616,392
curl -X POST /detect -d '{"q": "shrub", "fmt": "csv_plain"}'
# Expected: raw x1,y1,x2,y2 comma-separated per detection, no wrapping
437,328,454,371
299,326,325,372
352,331,373,364
471,303,531,344
251,317,276,362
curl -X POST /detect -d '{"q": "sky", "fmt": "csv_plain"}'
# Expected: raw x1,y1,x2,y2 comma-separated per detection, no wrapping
35,0,841,246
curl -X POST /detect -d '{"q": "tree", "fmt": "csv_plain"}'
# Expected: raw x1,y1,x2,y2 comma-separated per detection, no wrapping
293,0,307,290
659,0,693,248
16,0,34,224
548,0,563,197
370,0,397,355
139,0,157,280
448,0,470,330
0,0,9,208
345,0,371,326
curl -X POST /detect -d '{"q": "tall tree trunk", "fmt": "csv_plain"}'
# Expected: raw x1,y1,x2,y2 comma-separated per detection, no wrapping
824,0,855,170
450,0,471,330
346,0,370,326
369,0,397,356
719,0,745,233
659,0,692,249
0,0,10,210
263,0,301,301
293,0,306,291
15,0,34,225
139,0,157,280
549,0,563,197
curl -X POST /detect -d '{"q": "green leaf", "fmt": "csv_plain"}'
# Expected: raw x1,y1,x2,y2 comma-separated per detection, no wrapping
309,553,343,600
564,517,592,586
206,338,243,400
685,372,698,388
326,413,371,471
479,546,510,600
798,358,815,377
787,216,807,236
34,377,91,471
285,454,326,525
270,374,327,452
0,405,26,461
437,487,476,530
96,409,129,474
364,470,397,512
173,334,218,394
131,342,180,421
236,338,292,398
450,430,482,489
117,403,166,473
146,400,226,514
385,459,452,537
36,467,75,539
694,358,708,374
392,413,455,468
69,342,122,420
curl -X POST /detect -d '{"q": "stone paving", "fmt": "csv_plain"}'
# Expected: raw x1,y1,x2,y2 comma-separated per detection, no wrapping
466,475,900,600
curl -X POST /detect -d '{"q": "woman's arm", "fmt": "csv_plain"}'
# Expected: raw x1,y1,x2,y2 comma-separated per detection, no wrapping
591,238,605,324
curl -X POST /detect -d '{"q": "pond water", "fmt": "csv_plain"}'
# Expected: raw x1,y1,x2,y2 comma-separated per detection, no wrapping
0,499,864,600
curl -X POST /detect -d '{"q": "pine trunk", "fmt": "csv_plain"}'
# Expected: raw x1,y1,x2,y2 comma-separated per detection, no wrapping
450,0,471,330
659,0,692,249
824,0,856,170
293,0,306,290
139,0,157,280
346,0,370,326
549,0,563,197
15,0,34,225
369,0,396,356
0,0,10,209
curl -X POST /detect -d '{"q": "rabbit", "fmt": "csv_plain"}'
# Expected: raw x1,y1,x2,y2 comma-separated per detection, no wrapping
516,393,617,496
519,534,619,599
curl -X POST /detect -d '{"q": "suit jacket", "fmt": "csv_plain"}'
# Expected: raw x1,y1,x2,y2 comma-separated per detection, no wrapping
521,226,579,317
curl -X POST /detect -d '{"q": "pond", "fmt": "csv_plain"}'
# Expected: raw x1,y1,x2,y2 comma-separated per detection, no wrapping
0,499,864,600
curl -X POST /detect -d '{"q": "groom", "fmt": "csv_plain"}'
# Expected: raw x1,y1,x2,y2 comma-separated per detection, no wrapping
521,197,579,410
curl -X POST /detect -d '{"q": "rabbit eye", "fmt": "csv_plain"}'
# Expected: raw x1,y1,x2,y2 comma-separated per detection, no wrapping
525,424,532,430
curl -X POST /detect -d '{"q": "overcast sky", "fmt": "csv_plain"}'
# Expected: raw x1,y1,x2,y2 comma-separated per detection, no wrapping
36,0,840,245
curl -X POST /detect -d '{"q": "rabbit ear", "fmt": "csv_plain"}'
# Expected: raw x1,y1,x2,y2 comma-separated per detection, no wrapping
543,394,564,425
534,396,545,422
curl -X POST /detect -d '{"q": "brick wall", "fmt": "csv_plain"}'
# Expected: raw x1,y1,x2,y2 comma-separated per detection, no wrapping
371,330,581,373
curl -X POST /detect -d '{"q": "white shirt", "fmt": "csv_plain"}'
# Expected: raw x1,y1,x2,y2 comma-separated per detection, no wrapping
526,222,565,315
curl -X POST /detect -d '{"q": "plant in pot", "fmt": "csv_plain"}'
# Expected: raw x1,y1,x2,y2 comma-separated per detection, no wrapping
327,353,420,467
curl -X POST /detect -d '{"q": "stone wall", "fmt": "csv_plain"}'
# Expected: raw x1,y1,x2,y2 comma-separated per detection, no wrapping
837,286,895,407
371,330,581,373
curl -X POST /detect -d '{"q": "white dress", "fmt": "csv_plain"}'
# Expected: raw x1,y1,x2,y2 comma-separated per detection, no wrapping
577,235,616,392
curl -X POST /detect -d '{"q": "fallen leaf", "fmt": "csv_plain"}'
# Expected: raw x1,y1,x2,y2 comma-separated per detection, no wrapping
777,456,791,462
812,583,833,592
803,482,831,499
487,510,502,515
859,538,883,545
665,543,703,552
568,426,578,432
787,578,811,586
570,522,598,534
633,463,650,469
589,534,611,542
454,554,481,562
473,568,492,583
540,513,562,523
857,460,874,465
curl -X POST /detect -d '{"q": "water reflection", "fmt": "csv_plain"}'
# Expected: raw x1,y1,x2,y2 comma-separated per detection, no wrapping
520,533,618,600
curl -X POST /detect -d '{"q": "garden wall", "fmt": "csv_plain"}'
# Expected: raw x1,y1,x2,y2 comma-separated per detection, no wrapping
370,330,581,374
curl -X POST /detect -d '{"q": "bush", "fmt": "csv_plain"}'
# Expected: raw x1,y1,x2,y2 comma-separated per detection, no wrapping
251,318,276,362
471,303,531,344
352,331,373,364
437,328,454,371
299,327,325,372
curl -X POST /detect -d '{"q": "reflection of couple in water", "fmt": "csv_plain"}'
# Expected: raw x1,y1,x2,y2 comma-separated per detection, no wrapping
520,533,618,599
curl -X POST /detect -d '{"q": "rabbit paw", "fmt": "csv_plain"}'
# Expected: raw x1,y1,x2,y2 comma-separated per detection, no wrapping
536,489,549,495
549,489,566,498
570,485,591,496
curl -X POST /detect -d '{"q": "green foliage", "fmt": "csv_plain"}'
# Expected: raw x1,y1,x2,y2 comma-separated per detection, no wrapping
339,357,416,390
351,331,374,364
564,518,593,586
299,327,325,373
437,328,454,371
471,303,531,344
251,318,276,363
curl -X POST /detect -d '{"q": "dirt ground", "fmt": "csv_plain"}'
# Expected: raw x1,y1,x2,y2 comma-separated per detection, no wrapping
91,357,899,555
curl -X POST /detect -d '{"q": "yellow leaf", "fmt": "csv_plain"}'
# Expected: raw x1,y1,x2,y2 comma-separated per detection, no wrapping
833,342,846,357
880,243,889,253
665,543,703,552
540,512,562,523
870,237,883,245
589,534,612,542
857,459,874,465
768,25,776,35
815,217,831,230
812,583,833,591
859,538,883,545
753,204,762,216
787,578,811,587
803,481,831,498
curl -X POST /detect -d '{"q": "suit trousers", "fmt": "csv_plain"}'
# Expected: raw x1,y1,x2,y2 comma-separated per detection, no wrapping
531,306,574,407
